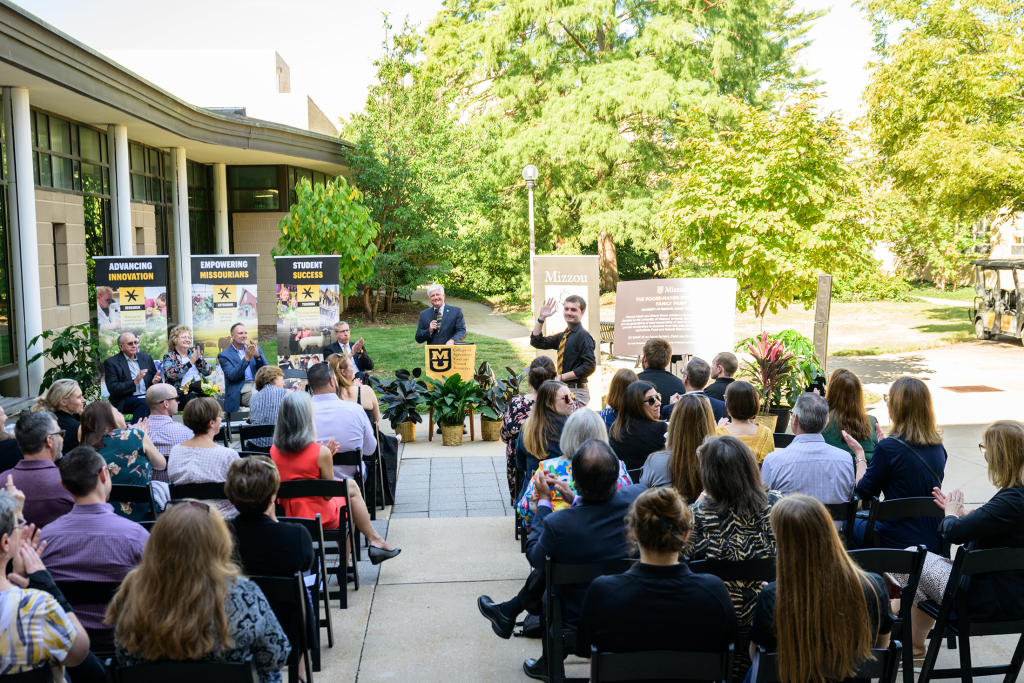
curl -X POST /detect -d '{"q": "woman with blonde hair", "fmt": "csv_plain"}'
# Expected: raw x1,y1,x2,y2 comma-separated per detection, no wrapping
598,368,637,430
327,352,380,424
640,394,716,500
162,325,212,409
514,380,575,495
35,378,86,454
823,368,881,461
749,494,893,682
853,376,946,550
106,501,290,683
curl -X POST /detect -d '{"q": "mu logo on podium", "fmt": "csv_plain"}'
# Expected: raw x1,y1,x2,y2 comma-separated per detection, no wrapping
424,344,476,380
429,347,452,373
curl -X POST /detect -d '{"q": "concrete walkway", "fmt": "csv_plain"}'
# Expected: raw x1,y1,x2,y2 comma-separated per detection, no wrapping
413,288,530,341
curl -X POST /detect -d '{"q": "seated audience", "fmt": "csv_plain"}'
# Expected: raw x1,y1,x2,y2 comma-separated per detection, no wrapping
640,393,716,499
270,392,399,564
501,357,556,502
477,440,643,679
168,397,240,519
516,408,631,531
760,392,854,504
749,494,894,682
704,352,738,401
609,381,667,471
145,384,194,483
34,378,86,455
893,419,1024,659
248,366,289,452
853,377,946,551
716,380,775,463
822,368,881,461
40,446,149,652
515,380,575,495
636,338,683,404
307,363,376,481
662,357,727,422
0,488,94,680
575,487,738,659
102,332,161,422
105,501,290,683
161,325,213,410
328,352,381,424
687,435,782,675
80,401,166,522
598,367,637,430
2,411,73,527
0,402,22,472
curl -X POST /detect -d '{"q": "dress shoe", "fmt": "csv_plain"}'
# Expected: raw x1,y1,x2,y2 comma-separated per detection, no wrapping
367,546,401,565
523,657,548,681
477,595,514,639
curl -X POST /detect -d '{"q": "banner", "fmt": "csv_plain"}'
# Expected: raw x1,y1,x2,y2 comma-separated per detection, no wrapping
424,344,476,381
93,256,170,363
275,255,341,370
612,278,736,361
190,255,258,362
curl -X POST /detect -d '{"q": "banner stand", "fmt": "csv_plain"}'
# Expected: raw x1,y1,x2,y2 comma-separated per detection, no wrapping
190,255,259,392
275,255,341,370
93,255,170,366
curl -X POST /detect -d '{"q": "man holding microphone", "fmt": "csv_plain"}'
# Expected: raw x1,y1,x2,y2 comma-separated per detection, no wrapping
531,295,596,406
415,284,467,346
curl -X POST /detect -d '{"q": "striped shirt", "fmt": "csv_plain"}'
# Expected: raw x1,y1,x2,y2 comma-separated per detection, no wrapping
760,433,855,504
148,415,194,456
168,444,240,519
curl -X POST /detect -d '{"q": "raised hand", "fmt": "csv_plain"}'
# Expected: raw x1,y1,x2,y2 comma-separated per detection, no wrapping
841,430,866,462
551,477,575,505
717,417,731,428
932,486,948,510
533,470,552,501
325,439,339,455
136,417,151,436
352,338,365,355
189,347,201,364
538,297,558,320
875,420,885,442
134,369,148,385
5,474,24,519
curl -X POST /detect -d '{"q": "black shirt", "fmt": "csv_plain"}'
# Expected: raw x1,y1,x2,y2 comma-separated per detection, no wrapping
530,322,596,384
55,411,80,455
576,563,738,661
610,419,668,471
0,438,21,472
637,368,684,403
703,377,735,402
229,513,315,577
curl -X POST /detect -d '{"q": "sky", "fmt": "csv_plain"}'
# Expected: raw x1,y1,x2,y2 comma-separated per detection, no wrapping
15,0,877,126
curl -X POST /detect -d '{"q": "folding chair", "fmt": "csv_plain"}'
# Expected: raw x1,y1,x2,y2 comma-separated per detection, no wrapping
139,520,156,532
237,450,273,458
772,433,795,449
545,557,637,683
917,546,1024,683
825,497,858,548
108,484,159,521
688,558,777,654
54,580,121,657
590,644,735,682
112,656,258,683
5,664,58,683
280,513,339,637
168,482,227,502
238,424,274,452
219,411,250,449
848,546,928,683
864,497,951,557
515,459,528,553
753,641,902,683
250,573,313,683
333,448,374,525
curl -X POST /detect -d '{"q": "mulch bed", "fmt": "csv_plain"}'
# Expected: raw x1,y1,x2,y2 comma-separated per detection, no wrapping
340,296,424,328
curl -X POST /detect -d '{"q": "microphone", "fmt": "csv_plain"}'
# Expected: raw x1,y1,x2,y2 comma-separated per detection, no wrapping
432,307,442,336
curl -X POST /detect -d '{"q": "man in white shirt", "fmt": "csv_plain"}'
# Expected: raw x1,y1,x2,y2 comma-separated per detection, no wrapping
306,363,377,480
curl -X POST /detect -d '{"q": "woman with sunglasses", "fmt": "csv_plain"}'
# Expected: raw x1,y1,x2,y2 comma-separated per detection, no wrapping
609,381,668,472
514,380,576,498
106,500,290,683
162,325,213,410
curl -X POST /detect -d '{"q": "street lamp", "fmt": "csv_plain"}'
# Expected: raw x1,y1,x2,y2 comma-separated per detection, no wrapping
522,164,539,308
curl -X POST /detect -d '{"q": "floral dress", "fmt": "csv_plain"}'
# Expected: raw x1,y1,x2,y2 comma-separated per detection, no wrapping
162,349,212,390
99,428,154,521
516,455,633,531
500,394,535,501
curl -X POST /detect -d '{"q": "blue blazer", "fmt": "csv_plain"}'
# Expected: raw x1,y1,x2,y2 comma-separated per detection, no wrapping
217,345,268,412
415,305,467,345
661,391,727,422
526,484,645,628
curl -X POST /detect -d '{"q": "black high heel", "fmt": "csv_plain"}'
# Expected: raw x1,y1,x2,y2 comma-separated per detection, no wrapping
368,546,401,565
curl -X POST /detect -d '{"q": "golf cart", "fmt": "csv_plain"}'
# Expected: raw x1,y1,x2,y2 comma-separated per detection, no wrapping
968,258,1024,341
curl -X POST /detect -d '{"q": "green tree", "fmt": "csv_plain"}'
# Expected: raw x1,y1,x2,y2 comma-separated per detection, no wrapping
425,0,822,293
344,19,482,321
273,177,379,296
659,92,875,328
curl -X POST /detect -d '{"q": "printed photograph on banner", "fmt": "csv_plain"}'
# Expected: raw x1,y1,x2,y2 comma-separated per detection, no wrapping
96,285,168,362
191,283,259,360
280,354,322,372
275,255,342,366
543,284,589,334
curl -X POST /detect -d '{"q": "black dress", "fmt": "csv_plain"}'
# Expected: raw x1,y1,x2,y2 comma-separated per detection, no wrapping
55,410,81,455
0,438,21,472
610,418,668,471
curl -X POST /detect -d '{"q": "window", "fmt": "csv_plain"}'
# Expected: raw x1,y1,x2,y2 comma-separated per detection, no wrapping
0,107,13,366
187,161,214,254
287,166,334,206
53,224,68,305
228,166,281,211
31,111,110,197
129,142,172,255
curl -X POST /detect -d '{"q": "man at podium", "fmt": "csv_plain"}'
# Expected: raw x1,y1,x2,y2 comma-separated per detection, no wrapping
415,284,467,346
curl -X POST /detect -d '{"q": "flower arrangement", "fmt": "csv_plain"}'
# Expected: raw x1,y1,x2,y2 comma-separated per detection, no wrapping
200,381,222,397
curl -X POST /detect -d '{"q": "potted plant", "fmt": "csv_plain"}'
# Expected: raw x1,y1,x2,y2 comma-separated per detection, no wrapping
422,373,482,446
474,361,513,441
736,329,823,432
737,332,797,433
28,324,102,400
370,368,428,442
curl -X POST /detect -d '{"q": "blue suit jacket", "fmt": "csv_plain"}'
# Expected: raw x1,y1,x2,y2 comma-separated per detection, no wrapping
217,345,268,412
415,305,467,345
526,484,645,628
661,391,727,422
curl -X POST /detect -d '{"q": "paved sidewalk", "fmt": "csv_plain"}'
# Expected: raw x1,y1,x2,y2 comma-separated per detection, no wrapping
391,455,515,519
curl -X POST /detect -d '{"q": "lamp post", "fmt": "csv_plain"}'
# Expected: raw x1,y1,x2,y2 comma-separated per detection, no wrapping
522,164,539,308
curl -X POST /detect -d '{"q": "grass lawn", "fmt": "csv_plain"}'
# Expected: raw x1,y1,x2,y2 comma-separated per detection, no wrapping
351,327,535,379
905,279,978,302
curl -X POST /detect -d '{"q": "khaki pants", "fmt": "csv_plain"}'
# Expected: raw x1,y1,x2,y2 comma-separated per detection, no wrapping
573,386,591,409
240,381,255,407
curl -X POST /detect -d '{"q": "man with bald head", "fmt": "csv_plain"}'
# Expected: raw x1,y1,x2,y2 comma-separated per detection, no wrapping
146,384,193,477
103,332,161,422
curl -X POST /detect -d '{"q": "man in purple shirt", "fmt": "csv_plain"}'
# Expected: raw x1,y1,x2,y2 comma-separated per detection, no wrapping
145,384,193,483
1,411,72,526
41,445,148,651
306,363,376,480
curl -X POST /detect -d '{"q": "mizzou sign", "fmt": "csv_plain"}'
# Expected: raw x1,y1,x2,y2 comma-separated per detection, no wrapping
424,344,476,380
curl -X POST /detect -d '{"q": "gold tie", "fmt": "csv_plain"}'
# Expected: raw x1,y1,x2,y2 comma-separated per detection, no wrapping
557,329,570,374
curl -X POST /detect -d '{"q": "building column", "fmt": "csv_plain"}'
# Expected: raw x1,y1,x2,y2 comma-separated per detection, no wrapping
4,87,43,396
170,147,192,327
107,124,132,255
213,163,229,254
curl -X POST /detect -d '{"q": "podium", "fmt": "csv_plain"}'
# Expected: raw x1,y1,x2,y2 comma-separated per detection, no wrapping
424,344,477,442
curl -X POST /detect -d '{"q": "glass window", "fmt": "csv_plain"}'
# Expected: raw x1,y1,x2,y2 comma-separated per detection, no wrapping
35,112,48,150
50,118,71,155
130,143,144,172
313,171,325,186
39,154,51,187
229,166,277,188
148,148,161,177
81,162,103,194
131,174,145,201
53,156,73,191
231,189,279,211
79,128,102,163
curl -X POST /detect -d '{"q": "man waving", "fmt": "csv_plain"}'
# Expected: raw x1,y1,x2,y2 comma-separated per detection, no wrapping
530,295,596,406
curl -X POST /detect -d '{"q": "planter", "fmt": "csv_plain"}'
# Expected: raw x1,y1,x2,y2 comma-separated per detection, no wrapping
395,421,416,442
440,423,464,446
480,417,501,442
754,413,779,433
768,407,792,433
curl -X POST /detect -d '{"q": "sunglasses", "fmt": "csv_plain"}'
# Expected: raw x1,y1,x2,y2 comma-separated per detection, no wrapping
978,442,986,455
122,340,139,346
166,500,212,511
644,396,662,406
48,429,66,438
101,297,114,305
560,393,576,405
883,393,889,404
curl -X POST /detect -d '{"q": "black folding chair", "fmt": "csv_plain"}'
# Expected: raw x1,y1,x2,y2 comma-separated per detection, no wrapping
139,520,156,532
276,479,359,604
280,512,340,636
825,497,858,548
237,450,273,458
917,546,1024,683
112,656,258,683
590,644,734,682
238,424,274,452
545,557,637,683
848,547,928,683
753,641,902,683
54,580,121,657
333,448,376,524
5,664,55,683
772,433,795,448
249,573,313,683
688,558,777,654
218,411,250,449
864,497,951,557
108,484,159,521
515,459,528,553
168,482,227,502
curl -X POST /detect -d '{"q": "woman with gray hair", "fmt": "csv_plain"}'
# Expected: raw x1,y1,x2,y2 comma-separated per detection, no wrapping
269,392,398,563
515,408,633,531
